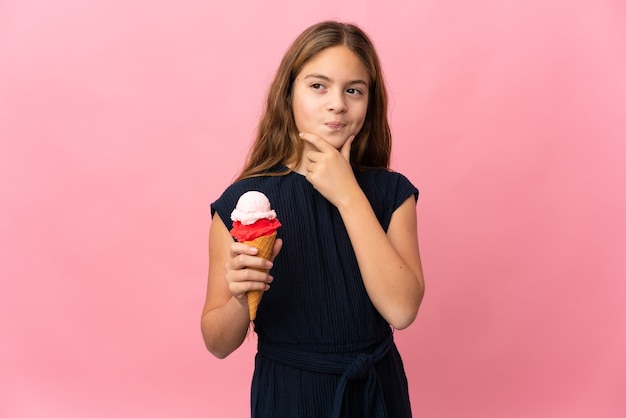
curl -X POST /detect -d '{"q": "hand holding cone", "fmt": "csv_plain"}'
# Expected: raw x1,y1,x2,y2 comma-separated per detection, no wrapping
230,191,281,321
242,231,277,320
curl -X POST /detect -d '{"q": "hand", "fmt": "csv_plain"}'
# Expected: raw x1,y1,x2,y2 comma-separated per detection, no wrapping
224,238,283,305
299,132,359,206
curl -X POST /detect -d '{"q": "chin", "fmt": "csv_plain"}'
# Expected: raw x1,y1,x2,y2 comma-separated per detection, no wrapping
325,132,351,146
328,139,347,149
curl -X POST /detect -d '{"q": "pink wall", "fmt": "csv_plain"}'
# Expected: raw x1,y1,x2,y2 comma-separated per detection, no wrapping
1,0,625,416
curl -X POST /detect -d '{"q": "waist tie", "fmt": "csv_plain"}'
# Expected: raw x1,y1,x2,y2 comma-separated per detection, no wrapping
258,332,393,418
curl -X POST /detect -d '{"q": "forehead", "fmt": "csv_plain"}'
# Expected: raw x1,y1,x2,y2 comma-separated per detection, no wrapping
298,46,369,82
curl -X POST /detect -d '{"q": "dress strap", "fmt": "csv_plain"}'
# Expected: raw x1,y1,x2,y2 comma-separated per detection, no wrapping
257,332,393,418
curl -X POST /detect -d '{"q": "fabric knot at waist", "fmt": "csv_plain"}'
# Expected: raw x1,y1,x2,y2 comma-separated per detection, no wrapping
257,331,393,418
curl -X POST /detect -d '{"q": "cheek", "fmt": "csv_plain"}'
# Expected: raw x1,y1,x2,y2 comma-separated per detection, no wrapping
292,104,306,130
354,103,368,129
293,96,315,127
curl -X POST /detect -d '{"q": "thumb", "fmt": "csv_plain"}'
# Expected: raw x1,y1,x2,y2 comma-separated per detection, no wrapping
271,238,283,261
340,135,355,161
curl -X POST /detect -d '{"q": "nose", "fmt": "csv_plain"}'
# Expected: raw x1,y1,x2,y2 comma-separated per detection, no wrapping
326,89,346,113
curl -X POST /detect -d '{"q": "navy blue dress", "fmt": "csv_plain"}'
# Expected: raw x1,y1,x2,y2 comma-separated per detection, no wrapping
211,166,418,418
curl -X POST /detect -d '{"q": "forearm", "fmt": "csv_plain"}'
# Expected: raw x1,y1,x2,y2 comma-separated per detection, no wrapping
336,191,424,329
201,296,251,359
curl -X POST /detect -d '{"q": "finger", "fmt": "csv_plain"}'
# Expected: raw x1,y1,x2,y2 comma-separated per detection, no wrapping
226,262,273,291
340,135,355,161
305,150,321,163
238,267,273,285
230,242,259,258
229,275,271,294
299,132,334,152
229,244,273,270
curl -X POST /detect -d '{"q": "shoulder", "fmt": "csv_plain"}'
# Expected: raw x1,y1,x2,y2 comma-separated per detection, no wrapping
355,168,419,204
354,168,419,231
210,173,287,230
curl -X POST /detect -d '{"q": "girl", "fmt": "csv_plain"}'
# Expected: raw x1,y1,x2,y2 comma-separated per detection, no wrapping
202,21,425,418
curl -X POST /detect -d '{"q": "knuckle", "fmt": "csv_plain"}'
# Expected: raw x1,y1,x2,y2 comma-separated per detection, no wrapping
234,253,247,265
241,268,254,280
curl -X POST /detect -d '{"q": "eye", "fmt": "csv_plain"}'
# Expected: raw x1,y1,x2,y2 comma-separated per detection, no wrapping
311,83,325,90
346,87,363,95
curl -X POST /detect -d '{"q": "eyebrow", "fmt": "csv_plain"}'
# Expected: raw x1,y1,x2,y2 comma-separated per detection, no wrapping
304,73,369,87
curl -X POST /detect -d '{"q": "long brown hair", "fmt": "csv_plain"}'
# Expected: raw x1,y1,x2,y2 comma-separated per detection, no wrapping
235,21,391,182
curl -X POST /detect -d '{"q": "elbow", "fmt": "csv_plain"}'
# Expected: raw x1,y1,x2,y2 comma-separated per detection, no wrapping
207,345,231,360
200,317,236,360
389,308,418,330
390,281,425,330
202,334,234,360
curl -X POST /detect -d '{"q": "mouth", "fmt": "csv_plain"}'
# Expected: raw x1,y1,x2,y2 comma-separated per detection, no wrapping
325,122,346,131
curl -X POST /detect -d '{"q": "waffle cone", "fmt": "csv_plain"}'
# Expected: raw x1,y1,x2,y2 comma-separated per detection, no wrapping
243,231,277,320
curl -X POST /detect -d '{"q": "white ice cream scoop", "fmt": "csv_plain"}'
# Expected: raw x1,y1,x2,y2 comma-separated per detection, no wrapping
230,191,277,225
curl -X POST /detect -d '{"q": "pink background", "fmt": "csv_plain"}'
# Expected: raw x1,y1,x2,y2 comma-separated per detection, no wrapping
1,0,625,417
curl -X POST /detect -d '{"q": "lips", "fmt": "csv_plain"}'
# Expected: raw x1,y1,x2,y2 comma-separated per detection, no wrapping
325,121,346,130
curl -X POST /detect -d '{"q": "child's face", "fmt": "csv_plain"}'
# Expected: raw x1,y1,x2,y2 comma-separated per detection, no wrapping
292,45,370,150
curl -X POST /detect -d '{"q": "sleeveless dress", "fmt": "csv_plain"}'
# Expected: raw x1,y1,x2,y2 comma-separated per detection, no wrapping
211,166,419,418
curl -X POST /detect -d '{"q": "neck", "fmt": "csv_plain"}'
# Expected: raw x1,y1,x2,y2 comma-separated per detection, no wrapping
288,141,316,175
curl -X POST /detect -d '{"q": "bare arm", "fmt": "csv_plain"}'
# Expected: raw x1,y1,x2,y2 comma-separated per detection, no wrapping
200,213,282,358
300,133,425,329
337,193,424,329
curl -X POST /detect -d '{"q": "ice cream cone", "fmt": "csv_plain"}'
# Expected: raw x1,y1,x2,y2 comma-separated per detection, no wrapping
243,231,277,320
230,191,281,321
